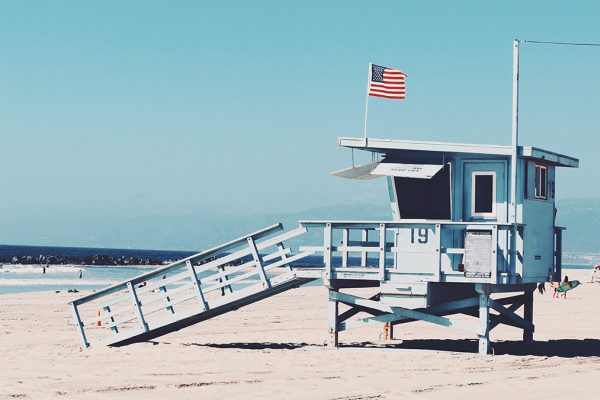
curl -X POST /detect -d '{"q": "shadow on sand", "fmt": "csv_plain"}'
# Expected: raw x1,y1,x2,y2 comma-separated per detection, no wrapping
181,342,311,350
342,338,600,357
180,339,600,357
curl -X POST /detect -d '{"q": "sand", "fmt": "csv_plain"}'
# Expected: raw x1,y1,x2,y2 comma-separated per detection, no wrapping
1,268,599,399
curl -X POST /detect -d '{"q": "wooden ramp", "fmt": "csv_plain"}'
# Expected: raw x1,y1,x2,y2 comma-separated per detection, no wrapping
69,224,319,348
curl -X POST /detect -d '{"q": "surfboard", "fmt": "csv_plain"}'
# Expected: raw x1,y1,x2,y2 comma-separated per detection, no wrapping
556,280,580,293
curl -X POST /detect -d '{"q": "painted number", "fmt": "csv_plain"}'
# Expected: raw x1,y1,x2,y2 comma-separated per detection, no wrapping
410,229,429,244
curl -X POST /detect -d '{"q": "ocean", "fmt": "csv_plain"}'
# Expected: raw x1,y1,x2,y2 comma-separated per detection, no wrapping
0,244,593,294
0,243,195,294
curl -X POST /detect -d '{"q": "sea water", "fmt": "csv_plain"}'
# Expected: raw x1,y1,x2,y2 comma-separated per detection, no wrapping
0,264,154,294
0,243,591,294
0,243,196,294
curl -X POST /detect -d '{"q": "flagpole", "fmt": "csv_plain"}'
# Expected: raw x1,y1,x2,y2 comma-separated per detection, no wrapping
363,63,372,147
511,40,520,225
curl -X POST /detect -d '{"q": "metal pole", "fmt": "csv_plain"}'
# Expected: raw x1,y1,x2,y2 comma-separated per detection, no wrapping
511,40,520,224
363,63,372,146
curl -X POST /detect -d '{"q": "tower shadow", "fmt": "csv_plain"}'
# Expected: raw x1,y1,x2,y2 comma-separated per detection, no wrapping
343,338,600,357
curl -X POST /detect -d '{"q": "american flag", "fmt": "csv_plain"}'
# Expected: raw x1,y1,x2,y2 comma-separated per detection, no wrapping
368,64,406,99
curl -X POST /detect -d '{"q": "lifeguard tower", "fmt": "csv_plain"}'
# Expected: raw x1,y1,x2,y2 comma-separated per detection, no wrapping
68,135,578,355
68,41,579,354
303,136,578,354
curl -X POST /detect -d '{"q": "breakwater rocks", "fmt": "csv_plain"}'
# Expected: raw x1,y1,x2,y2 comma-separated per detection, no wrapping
0,254,164,266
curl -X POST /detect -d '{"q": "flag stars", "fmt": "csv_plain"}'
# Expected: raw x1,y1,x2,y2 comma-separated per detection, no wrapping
371,65,385,82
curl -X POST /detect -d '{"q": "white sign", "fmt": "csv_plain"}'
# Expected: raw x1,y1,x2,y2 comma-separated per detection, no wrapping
331,162,444,180
464,230,493,278
371,163,444,179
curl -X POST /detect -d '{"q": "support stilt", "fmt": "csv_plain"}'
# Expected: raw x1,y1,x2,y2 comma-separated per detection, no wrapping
328,289,339,347
523,289,534,342
477,286,491,355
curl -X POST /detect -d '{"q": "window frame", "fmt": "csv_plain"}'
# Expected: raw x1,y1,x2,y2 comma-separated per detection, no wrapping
393,162,453,220
534,164,548,200
471,171,496,219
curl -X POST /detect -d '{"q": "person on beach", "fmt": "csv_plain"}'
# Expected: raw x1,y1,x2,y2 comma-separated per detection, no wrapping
551,280,560,298
539,268,554,294
590,264,600,283
537,281,545,294
560,275,571,299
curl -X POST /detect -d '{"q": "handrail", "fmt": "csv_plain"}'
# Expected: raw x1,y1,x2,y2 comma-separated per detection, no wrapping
69,223,315,348
300,220,523,228
72,223,284,305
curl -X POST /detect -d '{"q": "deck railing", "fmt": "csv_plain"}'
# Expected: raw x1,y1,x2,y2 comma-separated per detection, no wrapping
299,220,523,284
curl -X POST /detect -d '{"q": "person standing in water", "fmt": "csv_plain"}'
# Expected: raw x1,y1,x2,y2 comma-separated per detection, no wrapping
42,265,46,274
79,269,83,279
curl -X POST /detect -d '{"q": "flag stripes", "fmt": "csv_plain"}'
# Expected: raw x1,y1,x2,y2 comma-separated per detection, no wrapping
368,64,406,100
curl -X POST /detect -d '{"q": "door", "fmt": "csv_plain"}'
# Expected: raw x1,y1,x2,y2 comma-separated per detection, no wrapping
462,161,508,276
463,161,507,223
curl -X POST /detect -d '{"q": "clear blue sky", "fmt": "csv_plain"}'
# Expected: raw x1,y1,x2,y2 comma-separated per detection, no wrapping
1,0,598,220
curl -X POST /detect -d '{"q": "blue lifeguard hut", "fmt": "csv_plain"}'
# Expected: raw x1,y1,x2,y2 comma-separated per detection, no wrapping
302,135,578,353
68,134,578,355
69,41,579,354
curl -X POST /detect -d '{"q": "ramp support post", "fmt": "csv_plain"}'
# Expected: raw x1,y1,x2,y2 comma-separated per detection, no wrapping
159,286,175,314
186,260,208,310
276,242,293,272
217,265,234,295
328,288,339,347
69,302,90,348
127,282,149,332
104,305,118,333
248,237,271,289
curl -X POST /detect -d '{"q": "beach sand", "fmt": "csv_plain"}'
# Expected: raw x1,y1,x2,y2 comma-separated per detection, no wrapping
1,268,599,399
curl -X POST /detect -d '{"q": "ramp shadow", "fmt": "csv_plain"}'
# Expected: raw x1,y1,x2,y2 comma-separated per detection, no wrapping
181,342,311,350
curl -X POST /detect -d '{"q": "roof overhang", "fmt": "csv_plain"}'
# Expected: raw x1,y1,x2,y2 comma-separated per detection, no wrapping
337,137,513,156
337,137,579,168
521,146,579,168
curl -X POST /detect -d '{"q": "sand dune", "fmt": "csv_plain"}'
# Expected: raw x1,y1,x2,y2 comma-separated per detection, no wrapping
1,268,599,399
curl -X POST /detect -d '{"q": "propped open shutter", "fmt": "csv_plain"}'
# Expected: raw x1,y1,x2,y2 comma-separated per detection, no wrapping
330,162,380,180
372,163,444,179
331,162,444,180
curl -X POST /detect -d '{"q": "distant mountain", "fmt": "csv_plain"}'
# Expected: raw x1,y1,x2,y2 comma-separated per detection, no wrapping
556,198,600,254
0,203,392,251
0,199,598,255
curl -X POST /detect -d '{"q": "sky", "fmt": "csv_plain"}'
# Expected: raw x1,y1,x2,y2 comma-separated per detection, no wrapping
1,0,599,222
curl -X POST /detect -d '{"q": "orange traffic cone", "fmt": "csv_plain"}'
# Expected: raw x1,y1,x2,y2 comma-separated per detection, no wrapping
96,310,102,327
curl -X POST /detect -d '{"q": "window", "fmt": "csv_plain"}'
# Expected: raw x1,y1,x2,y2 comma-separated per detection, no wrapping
394,164,451,219
535,164,547,199
471,171,496,218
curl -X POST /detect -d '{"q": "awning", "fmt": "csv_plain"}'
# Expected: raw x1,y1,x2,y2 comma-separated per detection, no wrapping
331,162,444,180
371,162,444,179
329,162,379,180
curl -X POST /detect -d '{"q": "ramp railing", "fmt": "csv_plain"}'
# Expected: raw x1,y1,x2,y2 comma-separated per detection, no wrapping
69,223,315,348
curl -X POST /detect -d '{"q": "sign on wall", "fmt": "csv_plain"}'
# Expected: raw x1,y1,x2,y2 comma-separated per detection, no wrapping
464,230,493,278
